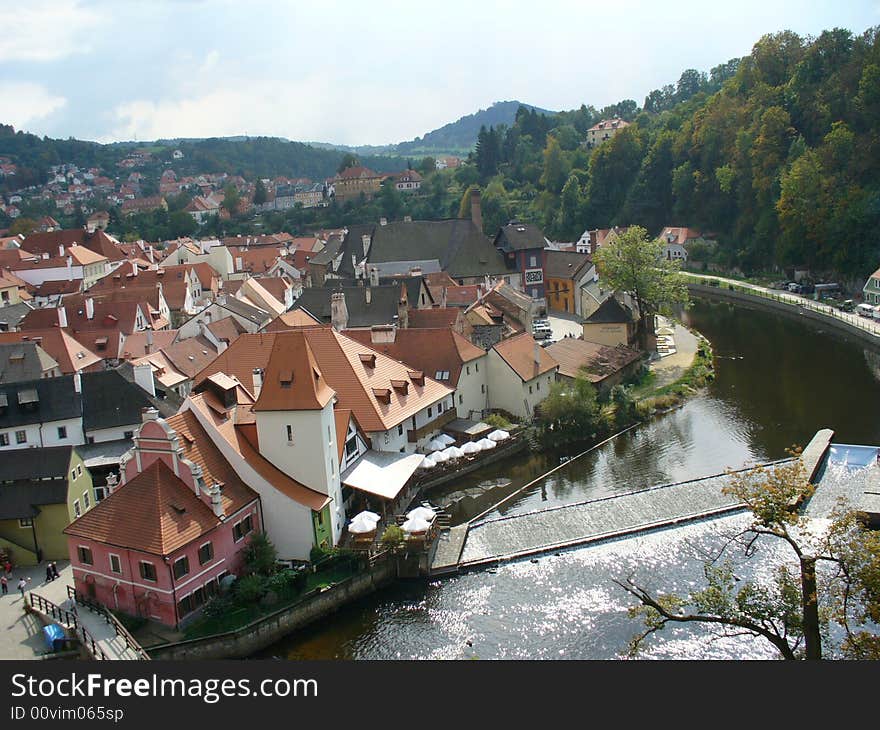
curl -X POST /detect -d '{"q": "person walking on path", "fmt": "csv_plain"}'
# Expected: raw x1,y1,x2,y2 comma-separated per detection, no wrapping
4,561,11,576
1,575,7,595
45,564,54,583
51,562,59,580
17,577,30,599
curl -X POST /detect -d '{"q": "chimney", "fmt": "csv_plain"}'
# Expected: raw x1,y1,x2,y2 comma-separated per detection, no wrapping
145,329,153,354
330,291,349,331
73,370,82,394
85,297,94,320
369,266,379,288
209,483,225,519
409,266,422,278
365,286,371,304
59,244,65,257
141,407,159,422
67,256,73,281
370,324,396,345
252,368,263,398
361,234,371,257
397,297,409,329
379,217,387,226
534,340,541,366
57,306,68,328
130,260,137,276
470,188,482,231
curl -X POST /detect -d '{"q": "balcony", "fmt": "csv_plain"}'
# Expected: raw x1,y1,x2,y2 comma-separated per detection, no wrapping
407,408,457,443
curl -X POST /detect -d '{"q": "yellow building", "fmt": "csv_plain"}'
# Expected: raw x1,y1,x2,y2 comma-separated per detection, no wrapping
333,166,385,203
581,296,636,348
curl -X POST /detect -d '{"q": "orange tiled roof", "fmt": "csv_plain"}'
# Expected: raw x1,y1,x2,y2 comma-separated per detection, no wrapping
253,329,335,411
263,309,322,331
407,307,461,329
0,329,102,373
492,332,558,382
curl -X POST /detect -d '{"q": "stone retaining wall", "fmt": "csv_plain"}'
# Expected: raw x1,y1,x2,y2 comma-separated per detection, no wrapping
689,284,880,349
147,561,396,660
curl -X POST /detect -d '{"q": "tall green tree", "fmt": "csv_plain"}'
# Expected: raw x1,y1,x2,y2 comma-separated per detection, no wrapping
592,226,689,347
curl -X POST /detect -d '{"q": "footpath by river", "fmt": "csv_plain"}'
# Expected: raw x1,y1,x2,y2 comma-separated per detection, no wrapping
255,298,880,659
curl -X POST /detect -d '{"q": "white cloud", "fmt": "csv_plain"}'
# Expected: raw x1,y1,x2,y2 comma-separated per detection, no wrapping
0,83,67,130
0,0,103,62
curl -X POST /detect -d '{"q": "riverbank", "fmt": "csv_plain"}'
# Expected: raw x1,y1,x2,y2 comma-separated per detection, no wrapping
684,273,880,347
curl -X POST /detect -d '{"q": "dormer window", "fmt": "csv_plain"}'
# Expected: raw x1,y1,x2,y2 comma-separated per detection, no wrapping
279,369,293,388
373,388,391,404
407,370,424,386
391,379,408,395
359,353,376,369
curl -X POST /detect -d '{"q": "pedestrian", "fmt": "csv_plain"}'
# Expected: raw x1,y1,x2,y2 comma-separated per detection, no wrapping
45,564,53,583
4,561,11,576
50,562,59,580
17,577,29,598
1,575,7,595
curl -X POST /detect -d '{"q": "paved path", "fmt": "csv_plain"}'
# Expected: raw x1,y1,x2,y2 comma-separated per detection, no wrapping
649,317,700,389
684,272,880,338
1,561,144,660
546,311,585,341
429,525,468,574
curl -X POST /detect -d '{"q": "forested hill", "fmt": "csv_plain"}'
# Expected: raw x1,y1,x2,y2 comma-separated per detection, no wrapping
466,27,880,279
0,128,408,186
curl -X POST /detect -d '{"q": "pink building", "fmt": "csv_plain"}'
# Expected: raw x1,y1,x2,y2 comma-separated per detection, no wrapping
63,409,261,627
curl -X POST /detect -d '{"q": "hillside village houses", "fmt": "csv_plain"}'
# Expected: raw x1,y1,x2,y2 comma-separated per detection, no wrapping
862,266,880,305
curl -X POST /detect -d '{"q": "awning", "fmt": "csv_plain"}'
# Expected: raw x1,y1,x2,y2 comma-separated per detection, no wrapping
341,450,424,501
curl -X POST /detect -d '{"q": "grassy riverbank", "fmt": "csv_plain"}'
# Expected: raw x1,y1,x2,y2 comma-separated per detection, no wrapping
634,337,715,415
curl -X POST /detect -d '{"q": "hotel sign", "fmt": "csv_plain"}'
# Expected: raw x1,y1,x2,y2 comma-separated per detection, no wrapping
524,268,544,285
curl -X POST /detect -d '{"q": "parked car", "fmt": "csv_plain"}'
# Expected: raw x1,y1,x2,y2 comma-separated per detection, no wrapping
787,282,804,294
857,303,876,318
839,299,855,312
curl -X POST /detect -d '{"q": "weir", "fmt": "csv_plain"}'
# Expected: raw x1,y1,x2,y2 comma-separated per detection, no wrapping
429,429,834,574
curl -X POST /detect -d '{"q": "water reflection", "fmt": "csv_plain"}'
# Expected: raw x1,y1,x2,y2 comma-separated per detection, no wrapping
262,300,880,660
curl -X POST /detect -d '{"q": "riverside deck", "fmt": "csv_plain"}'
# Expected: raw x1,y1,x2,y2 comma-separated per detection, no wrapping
428,429,833,574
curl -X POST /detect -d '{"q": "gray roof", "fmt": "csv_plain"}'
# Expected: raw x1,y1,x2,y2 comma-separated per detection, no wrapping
543,250,593,280
0,342,59,384
0,480,68,519
295,285,401,328
76,438,133,468
494,223,547,252
0,302,34,330
307,237,343,267
584,296,634,324
0,444,73,481
337,220,508,280
324,275,431,308
217,298,272,325
81,370,155,431
0,376,82,429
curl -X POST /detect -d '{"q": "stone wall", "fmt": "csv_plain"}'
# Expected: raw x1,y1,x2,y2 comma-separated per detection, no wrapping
146,561,396,660
689,284,880,350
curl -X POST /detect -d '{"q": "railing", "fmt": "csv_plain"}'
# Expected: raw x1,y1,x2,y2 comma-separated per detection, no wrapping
28,592,78,631
67,586,151,660
407,409,458,443
28,591,108,659
683,273,880,338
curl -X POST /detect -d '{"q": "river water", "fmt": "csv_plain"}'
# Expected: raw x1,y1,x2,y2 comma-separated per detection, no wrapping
259,299,880,659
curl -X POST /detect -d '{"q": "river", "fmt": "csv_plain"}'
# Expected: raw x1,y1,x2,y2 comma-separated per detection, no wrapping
258,298,880,659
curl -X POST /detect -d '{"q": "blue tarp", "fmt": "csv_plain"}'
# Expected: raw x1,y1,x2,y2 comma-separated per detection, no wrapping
42,623,66,652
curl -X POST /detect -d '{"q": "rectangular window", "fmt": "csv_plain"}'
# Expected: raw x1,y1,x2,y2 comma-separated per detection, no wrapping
428,407,432,418
177,595,193,617
139,561,157,582
466,366,470,375
173,556,190,579
0,433,8,446
397,424,403,437
537,381,541,391
481,384,485,393
18,518,33,528
77,465,82,477
529,385,533,394
109,554,122,574
82,491,90,510
286,425,294,443
475,362,479,372
198,542,214,565
327,425,332,444
124,431,133,439
458,394,463,404
529,255,537,267
233,514,254,542
71,470,77,482
16,430,26,444
73,500,81,517
438,402,443,414
57,426,67,439
77,546,93,565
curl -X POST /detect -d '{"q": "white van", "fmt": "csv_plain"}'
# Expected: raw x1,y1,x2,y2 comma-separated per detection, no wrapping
857,303,876,318
873,306,880,320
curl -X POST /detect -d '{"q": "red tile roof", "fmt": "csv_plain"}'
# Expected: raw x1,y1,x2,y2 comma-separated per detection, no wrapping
492,332,558,381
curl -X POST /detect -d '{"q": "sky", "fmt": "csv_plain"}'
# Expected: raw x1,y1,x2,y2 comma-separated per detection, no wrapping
2,0,879,146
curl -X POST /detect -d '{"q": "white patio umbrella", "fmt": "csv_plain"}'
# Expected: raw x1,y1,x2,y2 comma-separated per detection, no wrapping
427,438,446,452
419,454,437,469
402,516,431,533
432,449,451,463
441,446,464,460
487,429,510,442
477,437,497,450
437,433,456,446
461,441,482,455
353,510,381,524
407,505,436,522
348,515,378,534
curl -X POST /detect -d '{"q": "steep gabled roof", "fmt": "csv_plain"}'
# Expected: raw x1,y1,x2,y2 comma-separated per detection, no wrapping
543,250,593,280
253,330,335,411
584,296,634,324
0,329,101,373
494,222,547,252
64,460,223,555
